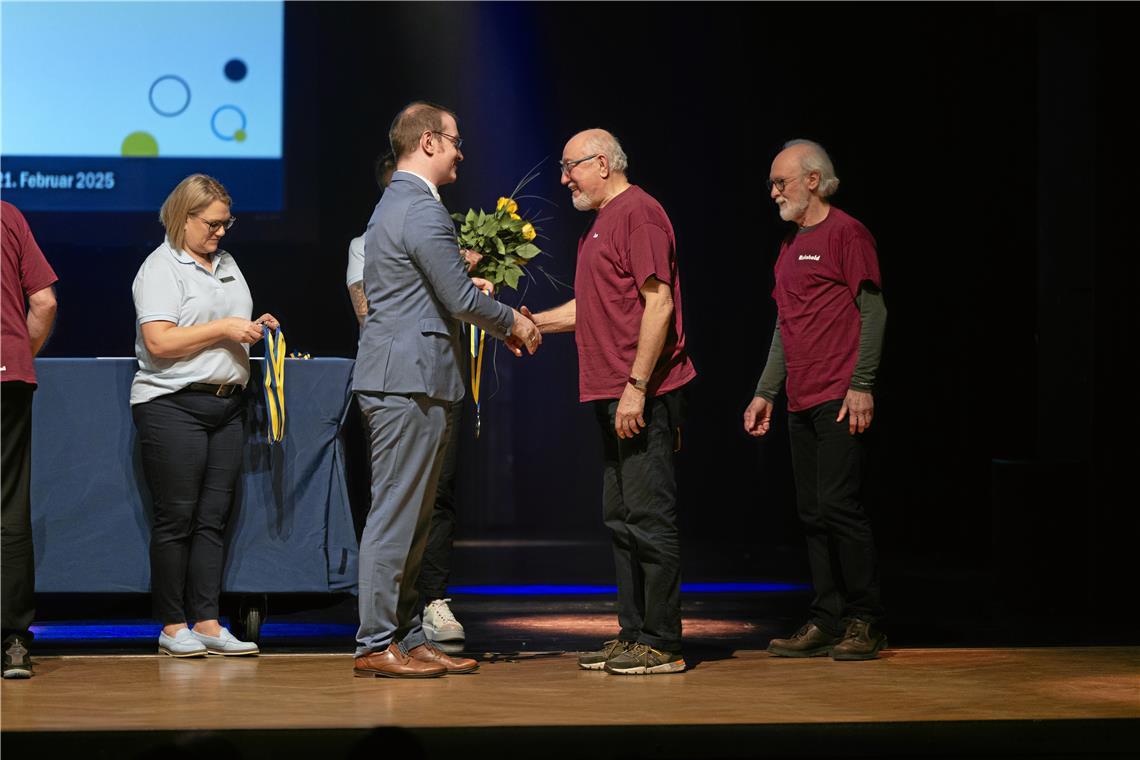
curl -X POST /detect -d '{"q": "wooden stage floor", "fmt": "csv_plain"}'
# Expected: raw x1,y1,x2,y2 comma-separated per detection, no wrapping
3,647,1138,758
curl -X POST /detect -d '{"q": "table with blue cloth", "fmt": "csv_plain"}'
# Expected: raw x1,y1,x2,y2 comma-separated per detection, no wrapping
30,357,359,595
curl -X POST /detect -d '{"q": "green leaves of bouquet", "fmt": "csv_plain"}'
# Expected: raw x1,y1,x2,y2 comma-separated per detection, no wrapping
451,195,541,290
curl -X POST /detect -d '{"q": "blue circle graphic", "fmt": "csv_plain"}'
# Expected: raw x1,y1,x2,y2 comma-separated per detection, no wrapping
148,75,191,117
224,59,248,82
211,105,248,141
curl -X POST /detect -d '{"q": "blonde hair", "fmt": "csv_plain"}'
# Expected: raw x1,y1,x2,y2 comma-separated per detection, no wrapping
160,174,232,250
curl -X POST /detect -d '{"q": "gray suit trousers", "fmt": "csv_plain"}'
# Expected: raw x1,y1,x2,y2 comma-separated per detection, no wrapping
354,391,451,656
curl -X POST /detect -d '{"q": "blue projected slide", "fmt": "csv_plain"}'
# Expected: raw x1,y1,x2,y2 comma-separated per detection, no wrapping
1,1,283,211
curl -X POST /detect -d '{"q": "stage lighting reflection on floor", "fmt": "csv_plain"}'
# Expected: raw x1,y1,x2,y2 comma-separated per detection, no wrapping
484,613,756,638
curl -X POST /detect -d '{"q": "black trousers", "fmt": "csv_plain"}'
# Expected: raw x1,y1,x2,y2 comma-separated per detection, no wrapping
416,397,462,601
132,390,244,624
595,389,685,652
1,381,36,641
788,398,884,635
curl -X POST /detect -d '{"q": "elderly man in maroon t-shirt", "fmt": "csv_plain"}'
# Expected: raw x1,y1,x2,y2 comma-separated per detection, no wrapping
526,129,696,675
1,201,59,679
744,140,888,660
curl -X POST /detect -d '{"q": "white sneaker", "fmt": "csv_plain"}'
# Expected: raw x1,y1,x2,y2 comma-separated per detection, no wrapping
422,598,465,642
189,626,259,656
158,628,207,658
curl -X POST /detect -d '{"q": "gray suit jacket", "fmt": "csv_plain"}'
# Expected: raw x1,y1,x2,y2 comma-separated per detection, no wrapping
352,172,514,403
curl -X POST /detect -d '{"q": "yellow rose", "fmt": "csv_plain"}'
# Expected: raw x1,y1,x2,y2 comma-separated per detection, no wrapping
496,197,519,215
521,223,536,241
510,212,521,221
496,197,511,212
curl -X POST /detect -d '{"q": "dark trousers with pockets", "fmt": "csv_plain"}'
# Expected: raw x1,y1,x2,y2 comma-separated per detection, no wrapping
788,398,884,635
132,390,244,624
595,388,685,652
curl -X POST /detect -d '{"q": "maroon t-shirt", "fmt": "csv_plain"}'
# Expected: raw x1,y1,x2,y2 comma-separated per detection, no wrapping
574,185,696,401
1,202,58,386
772,206,880,412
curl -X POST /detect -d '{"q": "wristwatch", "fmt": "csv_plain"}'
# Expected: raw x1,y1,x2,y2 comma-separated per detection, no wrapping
627,376,648,392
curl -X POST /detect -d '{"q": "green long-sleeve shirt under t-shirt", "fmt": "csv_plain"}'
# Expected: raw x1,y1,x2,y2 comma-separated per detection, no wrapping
754,286,886,401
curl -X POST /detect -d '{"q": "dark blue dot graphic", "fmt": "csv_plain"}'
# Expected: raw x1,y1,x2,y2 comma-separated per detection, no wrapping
224,59,248,82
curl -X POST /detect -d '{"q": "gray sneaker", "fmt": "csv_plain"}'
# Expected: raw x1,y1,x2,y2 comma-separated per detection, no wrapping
2,635,34,679
158,628,207,658
603,643,687,675
190,626,259,656
577,639,635,671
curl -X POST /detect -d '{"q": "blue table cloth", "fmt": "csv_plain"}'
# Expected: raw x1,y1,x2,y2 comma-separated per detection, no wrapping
30,357,358,593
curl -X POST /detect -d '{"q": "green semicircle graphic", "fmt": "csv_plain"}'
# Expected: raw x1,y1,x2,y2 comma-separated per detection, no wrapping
121,131,159,156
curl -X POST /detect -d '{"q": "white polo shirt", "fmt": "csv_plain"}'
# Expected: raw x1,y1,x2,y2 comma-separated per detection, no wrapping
346,234,365,287
130,237,254,405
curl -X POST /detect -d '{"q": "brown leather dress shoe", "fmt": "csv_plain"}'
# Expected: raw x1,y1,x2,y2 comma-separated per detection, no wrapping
767,622,843,657
354,643,447,678
408,642,479,674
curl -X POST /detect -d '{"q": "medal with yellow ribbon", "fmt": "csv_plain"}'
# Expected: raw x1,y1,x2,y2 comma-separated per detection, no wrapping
262,325,286,443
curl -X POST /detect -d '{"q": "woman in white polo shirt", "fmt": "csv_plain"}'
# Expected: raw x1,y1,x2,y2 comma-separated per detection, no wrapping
130,174,278,658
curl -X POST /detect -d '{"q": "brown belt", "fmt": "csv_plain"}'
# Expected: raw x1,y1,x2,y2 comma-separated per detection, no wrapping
184,382,243,398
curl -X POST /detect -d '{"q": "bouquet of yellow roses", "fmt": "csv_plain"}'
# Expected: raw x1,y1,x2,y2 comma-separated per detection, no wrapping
449,167,560,438
451,193,541,291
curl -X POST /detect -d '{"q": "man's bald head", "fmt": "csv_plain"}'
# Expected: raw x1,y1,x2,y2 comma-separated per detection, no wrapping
561,128,633,211
567,129,629,174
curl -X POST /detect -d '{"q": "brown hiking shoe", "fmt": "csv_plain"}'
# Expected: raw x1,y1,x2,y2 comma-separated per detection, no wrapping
831,618,887,661
767,622,842,658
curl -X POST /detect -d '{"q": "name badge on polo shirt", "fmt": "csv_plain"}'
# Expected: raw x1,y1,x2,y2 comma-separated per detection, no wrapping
219,276,236,282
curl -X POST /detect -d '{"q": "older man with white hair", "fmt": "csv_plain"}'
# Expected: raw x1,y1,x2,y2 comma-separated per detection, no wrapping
744,139,888,660
525,129,696,674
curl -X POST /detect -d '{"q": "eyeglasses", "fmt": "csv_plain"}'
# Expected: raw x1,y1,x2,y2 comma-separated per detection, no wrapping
194,215,236,234
766,175,803,193
433,131,463,150
558,154,600,175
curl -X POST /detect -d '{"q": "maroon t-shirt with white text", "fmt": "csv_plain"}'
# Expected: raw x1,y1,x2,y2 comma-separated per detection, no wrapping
574,185,696,401
772,206,880,412
2,201,58,386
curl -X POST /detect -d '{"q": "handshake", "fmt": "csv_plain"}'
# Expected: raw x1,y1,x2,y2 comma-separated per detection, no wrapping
467,270,541,357
505,306,541,357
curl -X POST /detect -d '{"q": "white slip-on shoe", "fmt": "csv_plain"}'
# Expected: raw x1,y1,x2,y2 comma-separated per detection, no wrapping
190,626,259,656
158,628,207,658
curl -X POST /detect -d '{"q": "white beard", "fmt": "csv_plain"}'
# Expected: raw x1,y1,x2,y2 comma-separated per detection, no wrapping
572,189,596,211
778,196,808,223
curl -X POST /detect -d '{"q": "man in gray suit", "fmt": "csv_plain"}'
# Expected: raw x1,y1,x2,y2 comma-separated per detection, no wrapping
352,102,541,678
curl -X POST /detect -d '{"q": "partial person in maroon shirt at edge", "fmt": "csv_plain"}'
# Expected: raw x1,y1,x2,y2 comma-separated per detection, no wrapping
1,201,59,680
525,129,696,675
744,139,889,661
